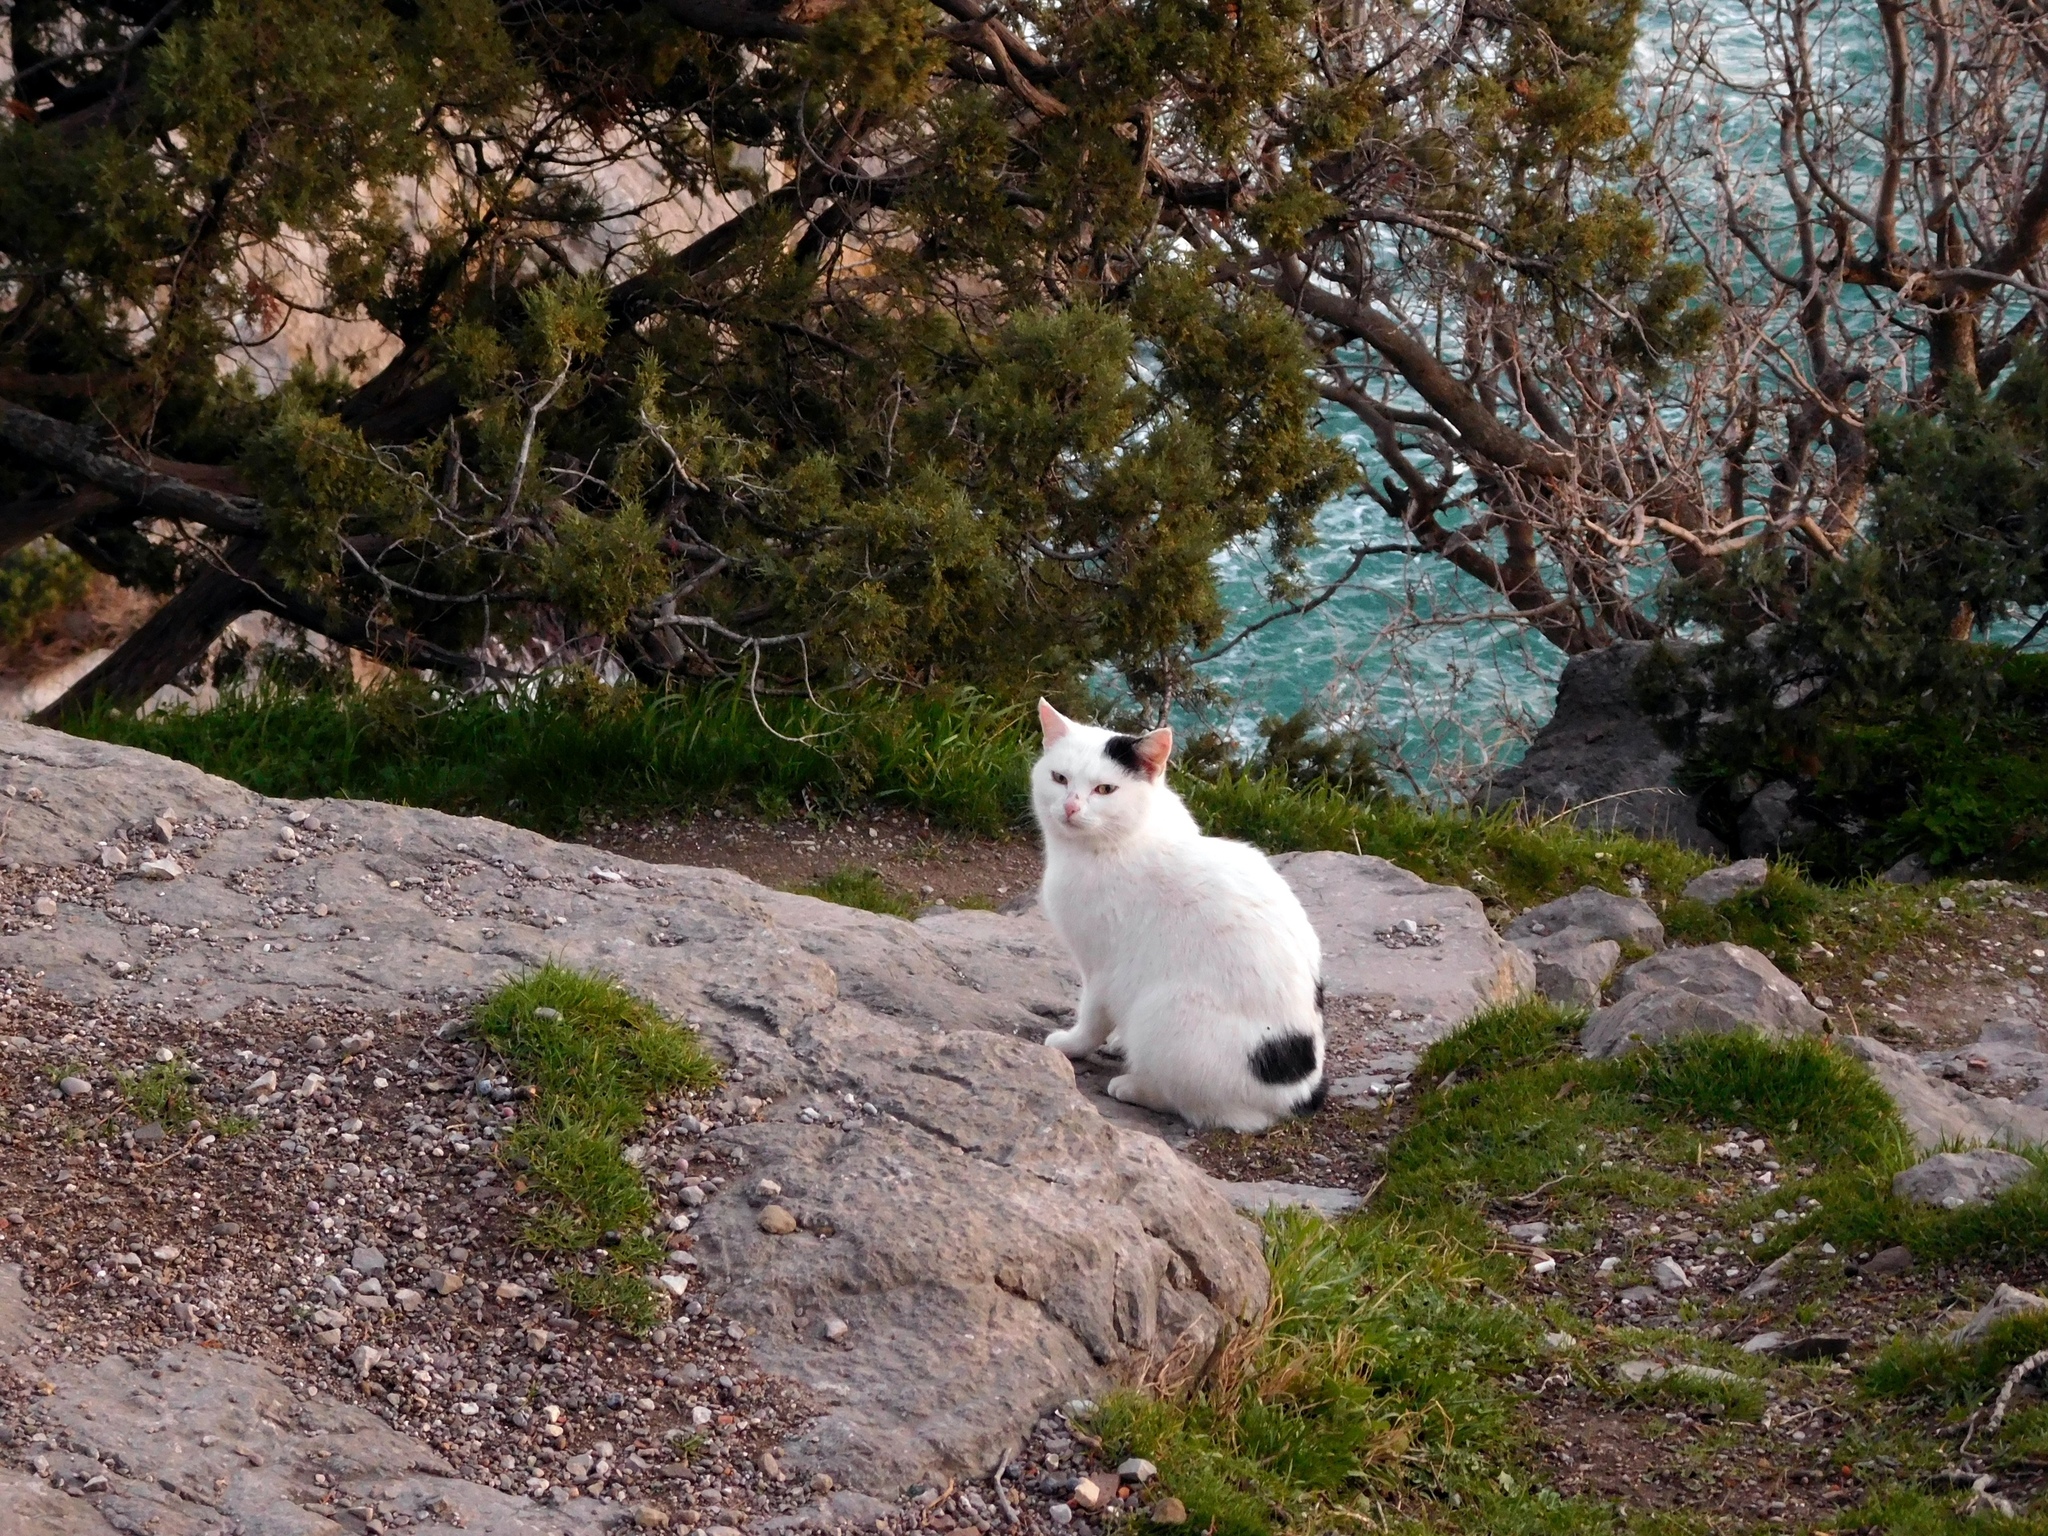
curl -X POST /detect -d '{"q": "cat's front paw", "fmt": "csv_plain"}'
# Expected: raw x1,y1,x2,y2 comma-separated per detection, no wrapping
1044,1026,1092,1058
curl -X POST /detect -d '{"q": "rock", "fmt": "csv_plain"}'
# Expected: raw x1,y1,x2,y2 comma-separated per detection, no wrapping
1682,858,1770,906
1047,1504,1073,1527
1616,1359,1744,1388
1528,941,1622,1009
1220,1180,1361,1219
1273,853,1534,1026
0,1265,606,1536
1946,1284,2048,1344
1770,1335,1851,1361
823,1318,849,1342
1506,889,1665,952
1650,1256,1690,1292
1505,1222,1550,1244
1835,1035,2048,1152
1118,1458,1158,1485
58,1076,91,1099
1882,853,1932,887
757,1204,799,1235
1892,1149,2037,1210
1150,1497,1188,1525
1582,943,1824,1059
244,1068,277,1096
136,855,183,882
0,720,1268,1494
97,844,127,871
1739,1332,1785,1354
424,1269,464,1296
350,1245,387,1276
1542,1330,1575,1350
635,1506,672,1529
350,1344,384,1379
1856,1245,1914,1277
1738,1248,1803,1301
30,896,56,917
1481,640,1723,852
1736,783,1814,859
1071,1476,1118,1512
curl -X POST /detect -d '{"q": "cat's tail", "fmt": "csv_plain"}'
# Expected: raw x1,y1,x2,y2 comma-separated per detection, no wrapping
1247,1030,1326,1118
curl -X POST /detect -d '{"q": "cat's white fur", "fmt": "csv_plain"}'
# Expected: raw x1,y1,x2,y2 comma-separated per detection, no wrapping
1032,699,1326,1132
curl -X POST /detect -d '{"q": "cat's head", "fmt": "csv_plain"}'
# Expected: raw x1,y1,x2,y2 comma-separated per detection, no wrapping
1033,699,1174,846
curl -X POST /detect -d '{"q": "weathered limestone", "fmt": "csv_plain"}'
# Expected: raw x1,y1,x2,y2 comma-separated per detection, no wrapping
1682,859,1770,906
1892,1149,2038,1209
0,723,1267,1491
1582,943,1825,1059
1836,1035,2048,1153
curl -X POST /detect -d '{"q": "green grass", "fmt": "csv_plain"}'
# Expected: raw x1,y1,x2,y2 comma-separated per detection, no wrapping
118,1060,256,1137
75,678,1959,978
799,865,916,917
1864,1308,2048,1407
471,964,719,1330
74,676,1035,837
1092,1002,1958,1536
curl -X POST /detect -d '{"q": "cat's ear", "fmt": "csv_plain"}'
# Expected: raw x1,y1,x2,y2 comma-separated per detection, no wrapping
1131,727,1173,780
1038,698,1073,744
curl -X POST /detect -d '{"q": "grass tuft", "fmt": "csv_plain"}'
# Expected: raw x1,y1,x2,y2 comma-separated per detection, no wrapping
799,866,916,917
119,1060,256,1137
472,964,719,1329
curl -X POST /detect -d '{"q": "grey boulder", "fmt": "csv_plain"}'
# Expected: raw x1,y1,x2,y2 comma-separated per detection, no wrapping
1946,1283,2048,1344
1528,941,1622,1009
1505,888,1665,952
0,721,1267,1492
1582,942,1824,1059
1481,640,1724,853
1506,889,1661,1007
1836,1035,2048,1153
1682,858,1770,906
1892,1149,2038,1209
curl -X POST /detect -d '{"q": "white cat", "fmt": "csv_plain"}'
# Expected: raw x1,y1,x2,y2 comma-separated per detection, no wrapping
1031,699,1326,1132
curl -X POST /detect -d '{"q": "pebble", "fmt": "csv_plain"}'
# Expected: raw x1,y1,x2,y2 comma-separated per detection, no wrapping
1649,1256,1690,1292
98,845,128,870
810,1473,835,1494
1150,1498,1188,1525
1071,1475,1117,1511
758,1205,798,1235
1047,1504,1073,1527
1117,1458,1158,1485
246,1069,277,1095
31,897,56,917
153,1047,175,1063
59,1077,91,1099
634,1507,671,1530
137,856,183,881
351,1246,386,1276
532,1006,562,1022
755,1178,783,1198
823,1317,849,1341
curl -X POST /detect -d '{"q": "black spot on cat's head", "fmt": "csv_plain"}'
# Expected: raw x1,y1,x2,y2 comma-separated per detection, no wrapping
1103,734,1146,777
1249,1032,1319,1086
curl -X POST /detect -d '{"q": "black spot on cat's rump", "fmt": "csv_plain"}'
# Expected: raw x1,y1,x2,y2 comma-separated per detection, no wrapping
1293,1076,1328,1116
1103,734,1146,776
1249,1032,1318,1086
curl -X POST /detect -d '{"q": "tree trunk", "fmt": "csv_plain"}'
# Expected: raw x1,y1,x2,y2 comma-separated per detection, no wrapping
34,538,267,722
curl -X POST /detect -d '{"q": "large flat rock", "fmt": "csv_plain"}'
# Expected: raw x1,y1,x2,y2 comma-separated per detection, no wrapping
2,1265,600,1535
0,723,1267,1493
1836,1035,2048,1152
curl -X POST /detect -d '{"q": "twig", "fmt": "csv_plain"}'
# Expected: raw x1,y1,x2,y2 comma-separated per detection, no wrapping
1959,1347,2048,1456
992,1448,1018,1526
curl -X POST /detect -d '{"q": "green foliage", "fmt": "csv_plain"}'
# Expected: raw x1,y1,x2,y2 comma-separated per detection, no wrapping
1652,350,2048,876
0,540,91,648
799,866,916,917
1865,1308,2048,1406
471,964,718,1330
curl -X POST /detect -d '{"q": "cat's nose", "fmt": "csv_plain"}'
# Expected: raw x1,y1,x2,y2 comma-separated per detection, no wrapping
1063,796,1082,821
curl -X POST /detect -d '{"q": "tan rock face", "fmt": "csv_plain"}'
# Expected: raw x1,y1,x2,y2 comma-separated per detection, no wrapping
0,722,1267,1491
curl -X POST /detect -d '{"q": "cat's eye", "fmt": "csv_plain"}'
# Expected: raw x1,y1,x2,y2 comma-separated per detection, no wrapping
1050,771,1068,785
1093,784,1117,795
